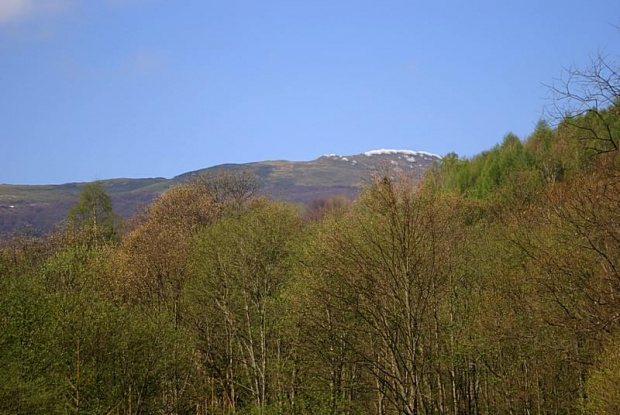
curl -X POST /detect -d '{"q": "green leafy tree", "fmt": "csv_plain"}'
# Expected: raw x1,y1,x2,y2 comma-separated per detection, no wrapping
67,181,117,244
185,199,302,413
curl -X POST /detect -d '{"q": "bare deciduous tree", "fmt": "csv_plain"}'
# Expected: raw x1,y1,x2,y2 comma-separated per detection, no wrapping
547,53,620,154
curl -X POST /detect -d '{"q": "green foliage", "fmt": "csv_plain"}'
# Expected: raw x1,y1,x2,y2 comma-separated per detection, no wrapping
185,199,302,412
430,132,540,199
53,295,194,414
428,113,619,200
0,277,59,414
0,271,195,414
586,332,620,415
0,226,196,414
67,181,118,243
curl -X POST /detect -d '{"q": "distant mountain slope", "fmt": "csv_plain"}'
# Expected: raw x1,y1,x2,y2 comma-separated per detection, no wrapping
0,150,441,235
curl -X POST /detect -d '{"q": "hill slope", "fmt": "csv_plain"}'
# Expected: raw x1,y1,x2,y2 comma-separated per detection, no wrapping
0,150,441,234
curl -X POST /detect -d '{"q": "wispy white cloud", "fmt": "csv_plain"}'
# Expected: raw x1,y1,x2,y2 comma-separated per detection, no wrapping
0,0,73,25
0,0,33,24
0,0,152,26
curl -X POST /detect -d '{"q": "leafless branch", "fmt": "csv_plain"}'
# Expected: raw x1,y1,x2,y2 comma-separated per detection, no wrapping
545,53,620,155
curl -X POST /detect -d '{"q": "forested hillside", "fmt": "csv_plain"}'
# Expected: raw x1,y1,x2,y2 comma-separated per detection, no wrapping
1,59,619,414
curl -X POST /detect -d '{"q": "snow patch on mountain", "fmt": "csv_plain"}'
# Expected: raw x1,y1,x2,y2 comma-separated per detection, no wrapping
363,149,442,159
323,154,351,162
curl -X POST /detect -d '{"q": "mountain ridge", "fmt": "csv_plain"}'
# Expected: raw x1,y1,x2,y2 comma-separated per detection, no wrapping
0,149,441,234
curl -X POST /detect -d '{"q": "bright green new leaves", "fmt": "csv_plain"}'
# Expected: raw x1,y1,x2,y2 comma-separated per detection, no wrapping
185,199,302,413
67,181,118,244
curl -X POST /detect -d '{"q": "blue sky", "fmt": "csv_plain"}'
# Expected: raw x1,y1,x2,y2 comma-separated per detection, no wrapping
1,0,619,184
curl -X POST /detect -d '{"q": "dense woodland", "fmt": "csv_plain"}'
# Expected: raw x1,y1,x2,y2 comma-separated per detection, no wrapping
1,59,619,414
